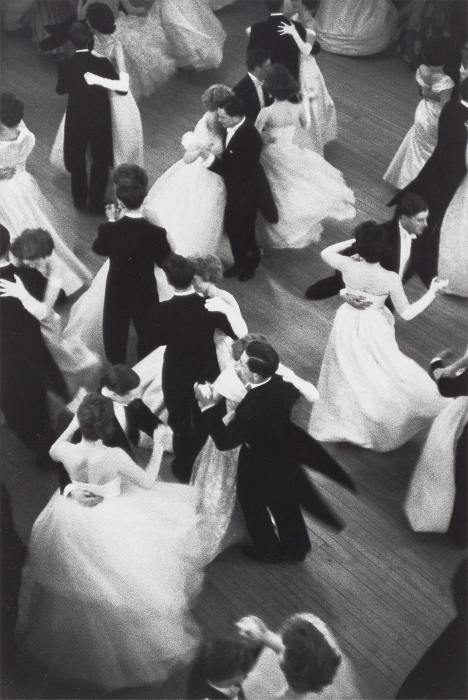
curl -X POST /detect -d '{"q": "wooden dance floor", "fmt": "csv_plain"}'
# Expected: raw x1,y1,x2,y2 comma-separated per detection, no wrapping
1,1,467,698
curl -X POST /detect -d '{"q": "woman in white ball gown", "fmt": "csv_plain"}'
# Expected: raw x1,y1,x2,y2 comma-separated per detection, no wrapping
17,392,205,692
255,64,355,250
144,85,232,257
314,0,397,56
51,2,144,171
309,222,449,452
383,37,454,190
0,92,92,295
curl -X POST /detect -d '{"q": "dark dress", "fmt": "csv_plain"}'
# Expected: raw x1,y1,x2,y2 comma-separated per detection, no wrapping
92,215,171,364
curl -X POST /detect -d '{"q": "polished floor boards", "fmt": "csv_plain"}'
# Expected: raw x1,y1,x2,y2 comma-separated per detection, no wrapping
1,1,467,698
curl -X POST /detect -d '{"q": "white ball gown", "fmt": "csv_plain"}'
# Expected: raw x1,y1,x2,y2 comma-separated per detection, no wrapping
383,66,454,189
17,457,205,691
144,111,226,256
308,251,448,452
50,33,144,170
0,122,92,295
314,0,397,56
255,101,355,249
437,139,468,298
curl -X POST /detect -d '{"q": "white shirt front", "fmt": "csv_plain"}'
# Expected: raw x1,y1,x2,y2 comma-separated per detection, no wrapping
248,72,265,109
226,117,246,147
398,223,416,279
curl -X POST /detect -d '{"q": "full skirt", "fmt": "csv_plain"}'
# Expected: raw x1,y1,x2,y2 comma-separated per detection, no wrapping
297,55,337,154
315,0,397,55
438,173,468,297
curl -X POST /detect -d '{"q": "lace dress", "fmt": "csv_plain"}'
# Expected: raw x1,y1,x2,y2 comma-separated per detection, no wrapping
144,111,226,256
383,66,454,189
0,123,92,295
17,460,205,691
255,101,355,249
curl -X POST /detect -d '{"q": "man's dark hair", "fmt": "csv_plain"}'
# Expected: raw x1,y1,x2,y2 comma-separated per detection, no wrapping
198,639,262,685
113,164,149,191
218,96,246,118
245,340,279,378
86,2,116,34
68,21,92,49
10,229,54,261
281,617,341,694
116,178,146,209
265,0,284,12
0,92,24,128
395,191,428,219
162,253,195,289
354,221,392,264
101,364,140,395
0,225,10,257
264,63,299,102
246,48,271,73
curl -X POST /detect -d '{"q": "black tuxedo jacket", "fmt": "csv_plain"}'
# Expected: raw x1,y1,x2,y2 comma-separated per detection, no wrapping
56,50,119,169
233,74,273,123
247,15,309,81
92,216,171,307
436,368,468,398
187,662,231,699
154,293,236,387
209,120,278,224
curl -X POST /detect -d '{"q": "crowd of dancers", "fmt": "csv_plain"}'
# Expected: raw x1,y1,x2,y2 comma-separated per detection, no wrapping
1,0,467,698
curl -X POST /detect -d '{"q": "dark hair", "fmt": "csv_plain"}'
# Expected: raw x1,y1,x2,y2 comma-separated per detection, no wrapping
0,92,24,128
218,96,246,117
281,617,341,694
86,2,116,34
198,639,262,684
112,164,148,190
264,64,299,101
190,254,223,285
77,392,117,442
10,228,54,261
395,191,428,219
460,77,468,102
0,225,10,257
116,178,146,209
68,21,92,49
245,340,279,378
232,333,268,362
265,0,283,12
162,253,195,289
422,35,453,67
353,221,392,264
101,364,140,395
246,48,271,72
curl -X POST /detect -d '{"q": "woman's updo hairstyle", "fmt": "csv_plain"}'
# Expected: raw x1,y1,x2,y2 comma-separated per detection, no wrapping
280,616,341,694
264,64,299,102
77,392,117,442
0,92,24,128
112,164,149,192
10,228,54,261
86,2,116,34
202,84,234,112
353,221,392,264
190,254,224,285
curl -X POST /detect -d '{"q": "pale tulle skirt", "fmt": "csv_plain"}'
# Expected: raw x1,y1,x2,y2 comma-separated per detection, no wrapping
50,89,144,172
383,99,441,189
257,138,355,249
309,303,449,451
438,173,468,297
114,10,176,101
160,0,225,70
0,172,92,294
144,159,225,256
17,481,205,691
297,55,337,155
404,397,467,532
315,0,397,55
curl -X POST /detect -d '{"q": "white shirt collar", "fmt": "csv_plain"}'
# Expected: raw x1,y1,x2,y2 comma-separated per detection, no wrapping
75,49,89,52
227,117,246,135
123,210,143,218
399,222,416,240
173,286,196,296
248,72,263,87
247,376,272,390
461,99,468,109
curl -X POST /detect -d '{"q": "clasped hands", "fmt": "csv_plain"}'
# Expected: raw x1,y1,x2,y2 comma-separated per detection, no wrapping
194,381,214,410
0,274,29,301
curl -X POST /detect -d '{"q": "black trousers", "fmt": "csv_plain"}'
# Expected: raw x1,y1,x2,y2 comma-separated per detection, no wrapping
103,298,156,365
65,126,111,209
237,448,311,558
224,195,260,273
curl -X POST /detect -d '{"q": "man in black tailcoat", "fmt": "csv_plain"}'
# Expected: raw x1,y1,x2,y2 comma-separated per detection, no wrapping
92,178,171,365
233,48,273,123
56,22,119,213
203,96,278,282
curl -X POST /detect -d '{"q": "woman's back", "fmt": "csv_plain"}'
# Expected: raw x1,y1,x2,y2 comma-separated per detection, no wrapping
0,122,35,169
340,256,397,298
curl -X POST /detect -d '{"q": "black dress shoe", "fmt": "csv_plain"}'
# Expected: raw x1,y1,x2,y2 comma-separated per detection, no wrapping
238,269,255,282
241,545,283,563
223,264,241,278
305,276,341,300
282,551,308,564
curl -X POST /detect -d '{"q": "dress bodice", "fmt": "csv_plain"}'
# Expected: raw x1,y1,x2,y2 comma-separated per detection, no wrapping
68,476,121,499
0,122,35,173
256,101,303,144
187,111,224,156
342,286,388,309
